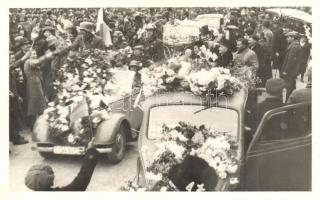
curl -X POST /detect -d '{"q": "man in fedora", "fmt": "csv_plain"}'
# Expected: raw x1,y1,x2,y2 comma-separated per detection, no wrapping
280,31,303,100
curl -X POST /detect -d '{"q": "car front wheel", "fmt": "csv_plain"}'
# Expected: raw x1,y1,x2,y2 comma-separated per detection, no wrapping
107,124,127,164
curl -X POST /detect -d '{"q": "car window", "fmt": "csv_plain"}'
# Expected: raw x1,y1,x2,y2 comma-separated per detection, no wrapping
259,104,311,142
147,105,238,139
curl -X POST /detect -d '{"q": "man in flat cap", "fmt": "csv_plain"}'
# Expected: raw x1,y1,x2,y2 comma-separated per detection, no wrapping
25,138,97,191
281,31,303,100
247,78,286,133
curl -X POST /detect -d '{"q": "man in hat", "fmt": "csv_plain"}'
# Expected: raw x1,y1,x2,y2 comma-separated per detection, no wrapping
25,138,97,191
248,34,272,87
281,31,303,100
247,78,286,132
215,38,233,67
111,30,128,50
79,21,105,50
131,44,144,62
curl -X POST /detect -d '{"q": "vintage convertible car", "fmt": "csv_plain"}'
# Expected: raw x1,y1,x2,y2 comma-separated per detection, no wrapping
32,71,143,163
136,89,311,191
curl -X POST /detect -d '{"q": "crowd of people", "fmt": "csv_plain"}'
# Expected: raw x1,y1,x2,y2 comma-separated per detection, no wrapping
9,7,311,145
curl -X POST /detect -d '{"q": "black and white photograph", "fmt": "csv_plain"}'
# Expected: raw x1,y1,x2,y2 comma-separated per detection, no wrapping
1,0,316,194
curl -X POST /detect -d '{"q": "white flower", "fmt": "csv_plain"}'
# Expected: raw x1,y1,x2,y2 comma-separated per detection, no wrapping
192,132,205,144
145,172,162,182
218,171,227,179
61,125,69,132
167,129,188,142
166,69,175,76
44,107,55,114
67,134,75,143
57,106,69,117
167,76,176,83
85,58,93,65
81,63,89,68
226,165,238,174
83,70,90,77
92,117,102,124
229,177,239,185
48,102,55,107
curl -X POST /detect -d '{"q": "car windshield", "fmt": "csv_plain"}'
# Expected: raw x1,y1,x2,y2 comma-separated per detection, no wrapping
148,105,238,139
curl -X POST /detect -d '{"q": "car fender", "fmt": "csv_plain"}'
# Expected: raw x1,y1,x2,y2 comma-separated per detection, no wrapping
95,113,131,145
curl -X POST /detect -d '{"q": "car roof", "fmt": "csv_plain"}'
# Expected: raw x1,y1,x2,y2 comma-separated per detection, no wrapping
141,88,248,111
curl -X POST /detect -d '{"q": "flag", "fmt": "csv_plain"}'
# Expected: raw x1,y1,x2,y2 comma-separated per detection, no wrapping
69,97,89,126
96,8,112,47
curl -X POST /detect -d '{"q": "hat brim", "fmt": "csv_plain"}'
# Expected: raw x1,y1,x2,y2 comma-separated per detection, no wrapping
79,28,92,33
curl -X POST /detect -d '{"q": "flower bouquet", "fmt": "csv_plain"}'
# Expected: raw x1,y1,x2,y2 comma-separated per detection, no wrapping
122,121,239,191
140,57,242,97
41,49,134,146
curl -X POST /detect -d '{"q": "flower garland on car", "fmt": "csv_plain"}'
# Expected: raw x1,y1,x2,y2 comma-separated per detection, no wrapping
39,49,133,146
140,57,242,97
121,121,239,191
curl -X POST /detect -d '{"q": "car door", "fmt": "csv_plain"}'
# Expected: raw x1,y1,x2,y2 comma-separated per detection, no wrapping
243,102,311,191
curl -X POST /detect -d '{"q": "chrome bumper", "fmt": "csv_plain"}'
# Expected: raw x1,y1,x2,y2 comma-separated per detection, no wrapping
37,146,112,154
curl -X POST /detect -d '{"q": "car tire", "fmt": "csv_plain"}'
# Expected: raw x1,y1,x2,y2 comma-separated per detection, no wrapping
39,152,54,159
107,124,127,164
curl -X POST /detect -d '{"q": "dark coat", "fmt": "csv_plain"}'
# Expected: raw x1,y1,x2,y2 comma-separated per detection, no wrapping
9,71,25,140
49,148,98,191
215,50,233,67
281,40,303,79
84,34,106,50
248,97,284,131
24,60,47,116
299,43,311,74
251,43,272,86
272,27,287,70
